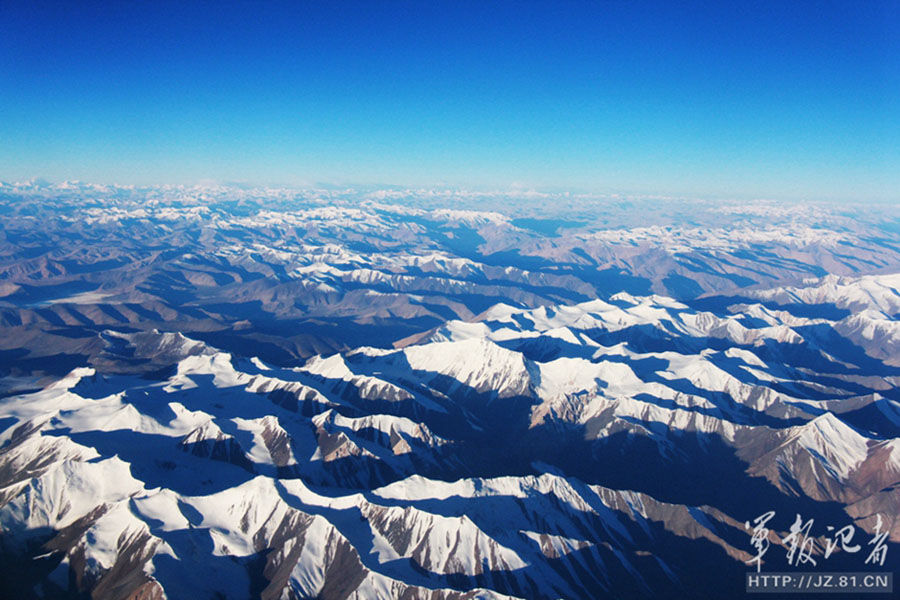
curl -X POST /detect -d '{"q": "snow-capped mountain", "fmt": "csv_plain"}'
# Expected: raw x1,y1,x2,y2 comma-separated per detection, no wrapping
2,271,898,599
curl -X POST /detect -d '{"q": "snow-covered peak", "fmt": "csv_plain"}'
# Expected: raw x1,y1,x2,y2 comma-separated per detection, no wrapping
402,337,534,397
748,273,900,314
791,413,871,480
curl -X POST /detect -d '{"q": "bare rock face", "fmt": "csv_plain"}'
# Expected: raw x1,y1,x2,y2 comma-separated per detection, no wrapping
179,422,256,473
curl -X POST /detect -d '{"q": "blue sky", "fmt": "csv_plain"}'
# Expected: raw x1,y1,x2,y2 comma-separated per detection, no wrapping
1,1,897,200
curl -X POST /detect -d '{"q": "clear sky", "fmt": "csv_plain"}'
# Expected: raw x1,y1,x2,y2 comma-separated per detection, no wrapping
1,1,897,201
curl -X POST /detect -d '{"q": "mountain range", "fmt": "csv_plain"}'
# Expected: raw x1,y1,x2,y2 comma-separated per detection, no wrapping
1,184,898,598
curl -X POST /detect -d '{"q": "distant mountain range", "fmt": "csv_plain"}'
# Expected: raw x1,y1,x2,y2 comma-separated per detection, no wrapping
2,184,897,384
